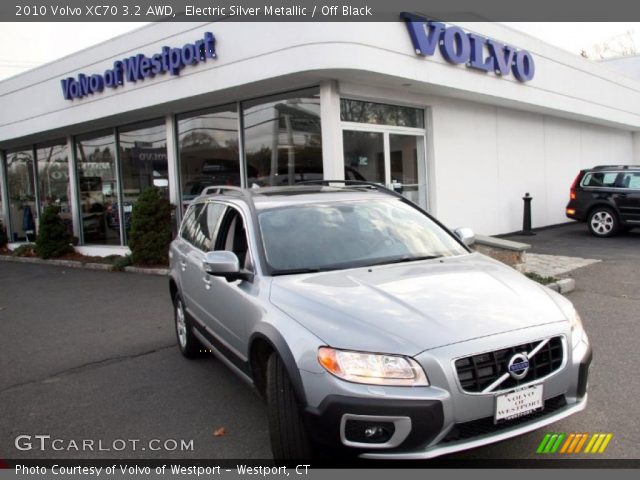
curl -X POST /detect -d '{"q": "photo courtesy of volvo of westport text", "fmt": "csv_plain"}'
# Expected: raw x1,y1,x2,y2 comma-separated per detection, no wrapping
14,465,310,477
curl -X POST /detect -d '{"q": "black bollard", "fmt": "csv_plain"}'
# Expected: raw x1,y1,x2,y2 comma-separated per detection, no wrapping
521,192,536,236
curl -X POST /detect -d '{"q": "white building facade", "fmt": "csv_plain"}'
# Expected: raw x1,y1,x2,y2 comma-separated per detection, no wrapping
2,20,640,254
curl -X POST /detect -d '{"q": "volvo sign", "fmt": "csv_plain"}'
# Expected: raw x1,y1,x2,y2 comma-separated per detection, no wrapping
401,13,535,82
60,32,216,100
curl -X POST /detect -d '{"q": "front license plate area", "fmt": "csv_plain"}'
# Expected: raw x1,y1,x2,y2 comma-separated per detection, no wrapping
495,384,544,423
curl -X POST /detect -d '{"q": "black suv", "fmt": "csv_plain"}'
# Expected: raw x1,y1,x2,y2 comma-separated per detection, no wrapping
566,165,640,237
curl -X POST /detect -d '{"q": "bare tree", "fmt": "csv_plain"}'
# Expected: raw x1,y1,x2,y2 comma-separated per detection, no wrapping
584,30,638,59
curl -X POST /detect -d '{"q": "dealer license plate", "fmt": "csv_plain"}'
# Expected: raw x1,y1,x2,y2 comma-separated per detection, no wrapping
495,384,544,423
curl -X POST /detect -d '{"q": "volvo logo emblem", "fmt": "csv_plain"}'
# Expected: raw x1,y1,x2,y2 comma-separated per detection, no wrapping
507,353,530,380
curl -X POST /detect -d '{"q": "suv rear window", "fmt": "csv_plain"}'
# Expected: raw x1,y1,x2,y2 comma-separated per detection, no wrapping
581,172,618,188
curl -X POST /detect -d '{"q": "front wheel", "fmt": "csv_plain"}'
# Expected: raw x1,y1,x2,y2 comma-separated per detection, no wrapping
174,293,202,358
267,353,313,460
588,207,619,237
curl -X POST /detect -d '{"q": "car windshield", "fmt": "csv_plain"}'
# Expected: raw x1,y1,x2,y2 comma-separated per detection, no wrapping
258,198,468,274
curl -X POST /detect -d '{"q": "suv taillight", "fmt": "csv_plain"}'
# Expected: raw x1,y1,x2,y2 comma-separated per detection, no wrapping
569,172,583,200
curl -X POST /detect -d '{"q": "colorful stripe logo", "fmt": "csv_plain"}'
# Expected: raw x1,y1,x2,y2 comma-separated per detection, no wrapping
536,432,613,454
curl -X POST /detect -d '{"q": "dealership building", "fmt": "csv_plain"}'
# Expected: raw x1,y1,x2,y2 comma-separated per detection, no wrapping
1,19,640,255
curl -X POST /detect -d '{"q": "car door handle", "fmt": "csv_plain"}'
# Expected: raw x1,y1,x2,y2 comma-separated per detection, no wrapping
203,276,212,289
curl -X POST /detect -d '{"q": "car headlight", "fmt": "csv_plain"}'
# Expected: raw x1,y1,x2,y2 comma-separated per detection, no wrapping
317,347,429,386
570,310,585,348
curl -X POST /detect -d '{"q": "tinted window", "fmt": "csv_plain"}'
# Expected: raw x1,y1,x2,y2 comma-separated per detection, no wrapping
258,199,467,273
216,208,251,269
180,203,205,247
582,172,618,187
201,203,227,251
621,172,640,189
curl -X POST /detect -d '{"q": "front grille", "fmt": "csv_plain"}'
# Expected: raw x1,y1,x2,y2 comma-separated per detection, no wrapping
441,395,567,443
454,336,564,393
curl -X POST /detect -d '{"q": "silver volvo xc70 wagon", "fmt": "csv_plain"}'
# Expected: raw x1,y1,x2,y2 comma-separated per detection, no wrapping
169,182,591,461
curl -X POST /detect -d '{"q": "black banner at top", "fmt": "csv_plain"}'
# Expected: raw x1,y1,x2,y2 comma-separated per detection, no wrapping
4,0,640,21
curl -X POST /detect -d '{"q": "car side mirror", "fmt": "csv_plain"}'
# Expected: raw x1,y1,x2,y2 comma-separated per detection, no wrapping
202,251,253,282
454,227,476,247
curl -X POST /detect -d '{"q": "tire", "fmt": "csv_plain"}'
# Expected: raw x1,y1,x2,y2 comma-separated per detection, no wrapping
174,293,202,358
267,352,313,461
588,207,619,237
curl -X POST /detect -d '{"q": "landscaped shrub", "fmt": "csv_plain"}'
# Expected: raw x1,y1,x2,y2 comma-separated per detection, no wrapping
111,255,133,271
35,205,74,259
13,243,36,257
128,187,172,265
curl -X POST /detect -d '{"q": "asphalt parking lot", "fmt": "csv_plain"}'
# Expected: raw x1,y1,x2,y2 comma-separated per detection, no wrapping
0,222,638,462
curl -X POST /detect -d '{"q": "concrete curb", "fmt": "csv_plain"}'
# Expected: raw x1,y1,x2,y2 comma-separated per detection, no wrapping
545,278,576,295
124,266,169,276
0,255,168,276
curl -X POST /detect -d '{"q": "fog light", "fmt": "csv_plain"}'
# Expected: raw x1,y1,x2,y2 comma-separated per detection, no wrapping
364,426,384,438
344,420,395,444
566,208,576,215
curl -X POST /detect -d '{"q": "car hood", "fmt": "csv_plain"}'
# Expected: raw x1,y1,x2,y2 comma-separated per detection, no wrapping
269,253,568,356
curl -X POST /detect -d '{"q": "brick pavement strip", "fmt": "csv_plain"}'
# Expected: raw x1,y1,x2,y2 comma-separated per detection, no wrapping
525,253,600,278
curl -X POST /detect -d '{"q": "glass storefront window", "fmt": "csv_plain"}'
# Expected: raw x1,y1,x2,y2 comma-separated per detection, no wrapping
177,105,240,209
6,149,37,242
119,119,168,242
342,131,384,183
340,99,424,128
243,88,322,187
75,131,120,245
37,140,72,235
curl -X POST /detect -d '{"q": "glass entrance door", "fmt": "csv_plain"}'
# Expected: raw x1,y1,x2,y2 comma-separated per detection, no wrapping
342,130,426,208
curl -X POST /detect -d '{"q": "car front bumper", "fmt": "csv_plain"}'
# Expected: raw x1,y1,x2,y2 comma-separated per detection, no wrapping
301,325,592,459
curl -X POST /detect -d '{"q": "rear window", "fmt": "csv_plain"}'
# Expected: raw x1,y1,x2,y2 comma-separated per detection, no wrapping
581,172,618,188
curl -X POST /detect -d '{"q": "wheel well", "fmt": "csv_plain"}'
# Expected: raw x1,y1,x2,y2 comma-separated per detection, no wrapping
169,279,178,305
249,338,275,399
587,203,618,221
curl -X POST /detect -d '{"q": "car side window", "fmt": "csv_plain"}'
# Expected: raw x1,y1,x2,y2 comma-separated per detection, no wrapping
215,207,253,271
179,202,227,251
201,203,227,251
180,203,205,246
621,172,640,189
582,172,618,188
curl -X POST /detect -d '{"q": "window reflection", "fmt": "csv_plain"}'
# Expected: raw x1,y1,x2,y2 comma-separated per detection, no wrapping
75,131,120,245
37,140,71,235
178,105,240,209
119,119,168,242
340,99,424,128
243,89,322,187
6,149,36,242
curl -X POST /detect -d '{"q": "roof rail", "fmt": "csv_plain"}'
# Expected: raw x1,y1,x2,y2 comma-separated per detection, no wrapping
200,185,248,196
592,165,639,170
295,179,405,199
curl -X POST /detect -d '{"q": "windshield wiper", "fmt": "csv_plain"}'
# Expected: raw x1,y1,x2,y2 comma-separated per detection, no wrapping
270,267,323,276
364,255,442,267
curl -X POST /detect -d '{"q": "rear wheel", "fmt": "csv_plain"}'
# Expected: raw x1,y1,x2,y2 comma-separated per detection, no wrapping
267,352,312,460
174,293,202,358
588,207,619,237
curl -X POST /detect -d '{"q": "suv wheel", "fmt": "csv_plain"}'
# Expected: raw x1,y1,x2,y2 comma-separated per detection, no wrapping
267,352,312,460
588,207,619,237
174,294,202,358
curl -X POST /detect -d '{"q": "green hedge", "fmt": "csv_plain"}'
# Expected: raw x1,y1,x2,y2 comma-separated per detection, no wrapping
35,206,73,259
128,187,172,265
